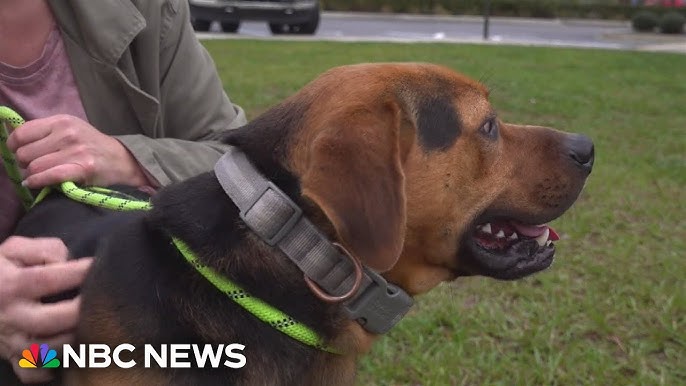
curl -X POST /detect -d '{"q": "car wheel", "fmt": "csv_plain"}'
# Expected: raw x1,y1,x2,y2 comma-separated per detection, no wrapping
295,11,320,35
191,19,211,32
269,23,287,34
221,22,240,33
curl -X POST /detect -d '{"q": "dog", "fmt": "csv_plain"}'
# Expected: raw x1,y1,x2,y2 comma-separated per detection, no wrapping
6,63,593,385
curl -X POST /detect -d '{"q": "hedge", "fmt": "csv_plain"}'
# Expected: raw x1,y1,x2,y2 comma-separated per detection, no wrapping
659,11,686,33
320,0,686,21
632,10,660,31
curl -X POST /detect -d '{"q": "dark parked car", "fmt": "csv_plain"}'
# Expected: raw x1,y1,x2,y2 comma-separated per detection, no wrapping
189,0,320,34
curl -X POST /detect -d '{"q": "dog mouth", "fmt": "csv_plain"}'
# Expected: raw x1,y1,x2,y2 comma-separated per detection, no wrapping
460,219,560,280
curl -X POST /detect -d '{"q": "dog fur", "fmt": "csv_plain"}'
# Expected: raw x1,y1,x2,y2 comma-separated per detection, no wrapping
5,63,593,385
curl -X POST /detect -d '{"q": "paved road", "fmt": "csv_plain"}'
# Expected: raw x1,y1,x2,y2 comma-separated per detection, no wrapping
199,12,686,53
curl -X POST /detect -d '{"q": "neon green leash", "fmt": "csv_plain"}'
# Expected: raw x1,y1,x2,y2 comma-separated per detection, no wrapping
0,106,34,209
0,106,335,354
0,107,153,211
172,238,333,352
58,181,152,211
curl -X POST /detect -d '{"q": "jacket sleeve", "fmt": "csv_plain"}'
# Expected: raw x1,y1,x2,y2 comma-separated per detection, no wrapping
114,0,247,186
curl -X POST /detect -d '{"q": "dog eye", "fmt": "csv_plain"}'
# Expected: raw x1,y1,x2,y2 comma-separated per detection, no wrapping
480,119,498,139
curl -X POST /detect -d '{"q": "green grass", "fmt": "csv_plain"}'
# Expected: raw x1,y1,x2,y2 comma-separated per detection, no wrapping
204,40,686,385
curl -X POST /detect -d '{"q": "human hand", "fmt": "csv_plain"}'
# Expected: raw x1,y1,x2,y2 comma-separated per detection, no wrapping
0,237,92,384
7,114,149,189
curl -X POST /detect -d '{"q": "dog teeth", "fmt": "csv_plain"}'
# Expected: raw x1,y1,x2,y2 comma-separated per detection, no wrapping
535,228,550,247
508,233,518,240
545,240,552,246
481,223,492,234
495,230,505,238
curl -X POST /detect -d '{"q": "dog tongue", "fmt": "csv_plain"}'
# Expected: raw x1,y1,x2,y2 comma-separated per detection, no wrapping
510,221,560,241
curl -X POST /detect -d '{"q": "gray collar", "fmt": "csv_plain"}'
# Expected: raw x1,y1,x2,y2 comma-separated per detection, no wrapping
214,147,413,334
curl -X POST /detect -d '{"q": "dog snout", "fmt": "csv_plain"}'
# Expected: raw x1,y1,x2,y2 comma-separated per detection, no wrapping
565,134,594,173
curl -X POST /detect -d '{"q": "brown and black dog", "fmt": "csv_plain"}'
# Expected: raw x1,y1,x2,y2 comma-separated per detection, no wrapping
8,63,593,385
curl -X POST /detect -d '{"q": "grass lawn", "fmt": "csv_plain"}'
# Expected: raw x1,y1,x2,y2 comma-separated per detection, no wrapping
203,39,685,385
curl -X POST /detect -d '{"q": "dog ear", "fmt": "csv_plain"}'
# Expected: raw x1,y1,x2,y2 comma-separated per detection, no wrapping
299,111,407,272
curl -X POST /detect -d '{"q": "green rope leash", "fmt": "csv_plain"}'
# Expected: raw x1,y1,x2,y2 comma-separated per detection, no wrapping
0,106,335,354
172,238,335,353
0,107,154,211
0,106,34,209
59,181,153,211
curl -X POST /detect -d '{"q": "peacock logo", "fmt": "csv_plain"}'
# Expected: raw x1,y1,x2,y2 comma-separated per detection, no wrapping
18,343,61,368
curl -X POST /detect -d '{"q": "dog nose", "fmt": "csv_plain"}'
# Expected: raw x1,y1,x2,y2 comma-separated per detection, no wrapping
566,134,594,172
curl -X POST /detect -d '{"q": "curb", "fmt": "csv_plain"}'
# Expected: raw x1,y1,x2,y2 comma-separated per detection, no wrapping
322,11,561,26
638,42,686,53
198,32,686,54
322,11,629,28
199,33,623,49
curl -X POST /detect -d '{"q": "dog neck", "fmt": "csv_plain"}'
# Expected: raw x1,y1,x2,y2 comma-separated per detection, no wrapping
146,172,345,337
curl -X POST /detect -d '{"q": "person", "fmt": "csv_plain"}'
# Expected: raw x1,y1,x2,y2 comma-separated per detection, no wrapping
0,0,247,383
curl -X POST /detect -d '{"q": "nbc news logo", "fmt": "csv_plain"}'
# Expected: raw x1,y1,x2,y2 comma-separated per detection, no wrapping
18,343,246,369
18,344,61,369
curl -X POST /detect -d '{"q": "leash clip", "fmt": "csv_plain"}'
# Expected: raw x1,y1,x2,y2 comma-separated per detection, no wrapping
344,269,414,335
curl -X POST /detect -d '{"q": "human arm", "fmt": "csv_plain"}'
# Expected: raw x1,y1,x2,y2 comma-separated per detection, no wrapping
114,0,247,186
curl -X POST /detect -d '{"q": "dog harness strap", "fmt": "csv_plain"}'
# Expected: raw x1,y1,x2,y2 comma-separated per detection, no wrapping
214,147,413,335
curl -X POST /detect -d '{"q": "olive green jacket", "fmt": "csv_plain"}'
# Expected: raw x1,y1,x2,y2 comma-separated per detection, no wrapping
48,0,247,186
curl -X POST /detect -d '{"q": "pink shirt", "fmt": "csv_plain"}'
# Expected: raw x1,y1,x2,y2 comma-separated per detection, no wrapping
0,26,87,241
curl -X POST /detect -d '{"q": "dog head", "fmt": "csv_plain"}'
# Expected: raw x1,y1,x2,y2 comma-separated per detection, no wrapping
226,62,593,297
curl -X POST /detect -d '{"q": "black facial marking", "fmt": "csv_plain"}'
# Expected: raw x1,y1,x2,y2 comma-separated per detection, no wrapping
416,96,462,151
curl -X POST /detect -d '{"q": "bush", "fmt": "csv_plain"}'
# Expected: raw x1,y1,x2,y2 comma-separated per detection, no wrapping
632,10,659,32
659,11,685,34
